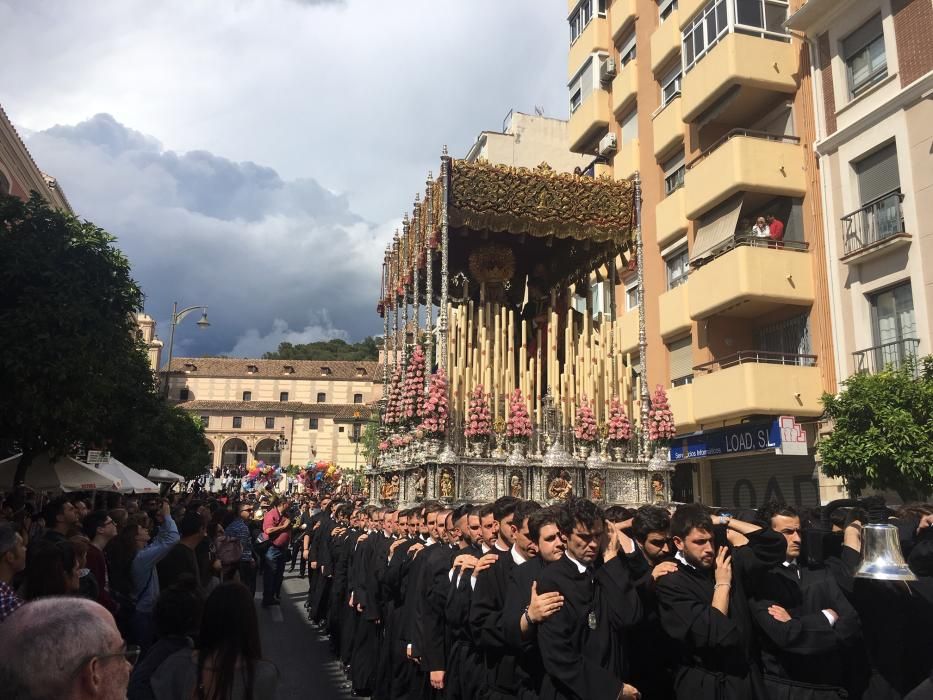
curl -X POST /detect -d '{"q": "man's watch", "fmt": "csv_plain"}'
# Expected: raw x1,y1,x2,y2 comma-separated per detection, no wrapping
523,606,536,626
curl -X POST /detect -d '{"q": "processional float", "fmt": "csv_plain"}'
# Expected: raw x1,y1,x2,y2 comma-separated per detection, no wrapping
366,149,675,506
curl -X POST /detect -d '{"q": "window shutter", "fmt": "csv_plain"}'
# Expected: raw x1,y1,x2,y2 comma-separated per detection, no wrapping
856,142,899,205
621,109,639,142
668,335,693,381
843,15,883,60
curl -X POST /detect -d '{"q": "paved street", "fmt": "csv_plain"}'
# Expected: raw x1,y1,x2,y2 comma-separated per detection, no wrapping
256,569,352,700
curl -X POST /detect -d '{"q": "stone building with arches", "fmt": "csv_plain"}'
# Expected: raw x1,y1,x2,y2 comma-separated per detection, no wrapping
165,358,381,474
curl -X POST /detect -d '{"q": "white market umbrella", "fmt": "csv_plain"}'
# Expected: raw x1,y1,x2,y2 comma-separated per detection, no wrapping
97,458,160,494
0,453,122,493
147,468,185,484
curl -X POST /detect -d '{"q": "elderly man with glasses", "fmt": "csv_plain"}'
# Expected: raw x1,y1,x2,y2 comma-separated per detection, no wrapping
0,597,138,700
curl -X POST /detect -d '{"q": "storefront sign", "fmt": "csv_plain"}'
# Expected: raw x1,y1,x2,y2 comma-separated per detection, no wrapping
669,418,807,461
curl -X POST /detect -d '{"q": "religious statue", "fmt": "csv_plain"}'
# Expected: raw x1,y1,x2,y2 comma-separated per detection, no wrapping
414,469,427,501
652,474,665,504
547,469,573,501
439,469,455,500
380,473,400,502
589,473,604,501
509,473,524,499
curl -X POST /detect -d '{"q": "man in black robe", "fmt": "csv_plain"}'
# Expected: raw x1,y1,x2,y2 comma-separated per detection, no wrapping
656,504,785,700
535,497,642,700
748,503,860,700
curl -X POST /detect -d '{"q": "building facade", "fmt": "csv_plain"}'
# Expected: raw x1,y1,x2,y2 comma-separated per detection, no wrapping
0,104,73,212
786,0,933,385
166,358,381,474
135,314,164,372
565,0,843,508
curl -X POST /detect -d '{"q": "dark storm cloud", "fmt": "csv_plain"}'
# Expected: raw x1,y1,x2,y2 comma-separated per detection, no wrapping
26,114,386,359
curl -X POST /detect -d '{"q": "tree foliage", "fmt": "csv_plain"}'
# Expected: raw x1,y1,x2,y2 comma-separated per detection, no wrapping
820,356,933,501
360,410,382,468
263,337,379,361
0,193,207,484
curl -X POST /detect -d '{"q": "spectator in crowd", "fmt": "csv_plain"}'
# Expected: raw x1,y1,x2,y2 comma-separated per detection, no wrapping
0,522,26,621
151,582,279,700
767,214,784,243
260,496,291,607
23,539,80,600
40,497,79,542
752,216,771,240
70,534,100,601
157,510,206,592
0,597,135,700
224,501,258,593
84,510,119,613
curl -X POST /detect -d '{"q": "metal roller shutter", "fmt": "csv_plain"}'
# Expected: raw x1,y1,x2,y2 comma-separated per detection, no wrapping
711,453,819,510
856,142,899,204
668,336,693,382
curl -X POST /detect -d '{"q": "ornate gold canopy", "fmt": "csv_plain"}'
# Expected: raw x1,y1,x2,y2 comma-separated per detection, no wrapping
448,160,634,245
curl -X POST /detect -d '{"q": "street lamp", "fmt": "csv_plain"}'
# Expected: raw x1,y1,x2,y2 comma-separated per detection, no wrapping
164,300,211,397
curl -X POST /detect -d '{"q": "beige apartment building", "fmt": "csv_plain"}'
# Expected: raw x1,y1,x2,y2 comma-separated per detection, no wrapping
166,359,381,474
786,0,933,384
565,0,843,508
465,110,592,172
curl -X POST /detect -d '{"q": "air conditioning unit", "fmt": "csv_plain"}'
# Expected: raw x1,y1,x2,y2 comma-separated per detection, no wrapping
599,57,617,82
598,132,618,156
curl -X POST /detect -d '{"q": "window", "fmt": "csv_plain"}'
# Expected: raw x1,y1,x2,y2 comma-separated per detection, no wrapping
618,29,637,67
352,424,362,442
625,282,640,311
570,0,599,44
620,108,638,143
317,392,326,403
320,366,332,376
663,152,686,196
665,247,689,289
200,415,209,428
853,142,902,241
668,335,694,386
590,281,611,318
682,0,728,71
872,283,915,347
658,0,678,21
660,64,682,106
682,0,788,73
232,416,242,429
354,393,364,404
844,15,886,97
756,314,811,357
265,417,275,430
179,388,190,401
569,56,596,113
338,426,345,433
246,364,258,374
309,418,319,430
279,392,289,402
242,391,251,401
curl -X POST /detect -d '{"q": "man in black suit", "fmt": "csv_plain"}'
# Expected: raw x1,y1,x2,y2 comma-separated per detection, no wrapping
535,497,642,700
656,504,785,700
749,503,861,700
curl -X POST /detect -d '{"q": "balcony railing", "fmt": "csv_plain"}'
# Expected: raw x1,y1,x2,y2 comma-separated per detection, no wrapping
691,234,808,269
686,128,800,170
841,190,905,257
852,337,920,375
694,350,817,374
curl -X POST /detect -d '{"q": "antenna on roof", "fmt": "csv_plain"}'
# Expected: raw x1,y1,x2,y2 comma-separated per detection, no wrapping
534,105,545,116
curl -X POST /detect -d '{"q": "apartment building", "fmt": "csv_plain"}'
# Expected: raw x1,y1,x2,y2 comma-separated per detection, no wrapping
465,110,592,173
565,0,841,508
166,358,381,473
786,0,933,383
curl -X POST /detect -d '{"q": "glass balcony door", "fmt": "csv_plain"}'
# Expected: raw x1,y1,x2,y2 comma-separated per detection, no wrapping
871,283,916,369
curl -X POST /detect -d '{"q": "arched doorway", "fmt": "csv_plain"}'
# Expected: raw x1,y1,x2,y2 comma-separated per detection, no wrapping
255,438,281,466
205,439,215,471
222,438,248,469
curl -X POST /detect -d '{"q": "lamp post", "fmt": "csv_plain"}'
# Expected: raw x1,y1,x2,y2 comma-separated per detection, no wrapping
163,301,211,397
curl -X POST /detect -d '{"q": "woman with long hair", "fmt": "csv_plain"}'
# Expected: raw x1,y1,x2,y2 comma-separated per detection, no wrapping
151,581,279,700
22,539,80,600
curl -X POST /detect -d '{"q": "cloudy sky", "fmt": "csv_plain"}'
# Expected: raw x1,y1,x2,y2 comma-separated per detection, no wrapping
1,0,569,358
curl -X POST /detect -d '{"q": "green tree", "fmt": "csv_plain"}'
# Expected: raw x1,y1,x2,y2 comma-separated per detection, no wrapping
820,356,933,501
360,410,382,468
0,193,206,484
263,336,379,361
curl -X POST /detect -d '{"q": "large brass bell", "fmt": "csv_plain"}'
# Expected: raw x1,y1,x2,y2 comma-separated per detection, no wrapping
855,523,917,581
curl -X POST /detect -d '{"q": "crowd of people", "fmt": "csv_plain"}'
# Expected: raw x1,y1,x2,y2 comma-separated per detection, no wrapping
0,486,931,699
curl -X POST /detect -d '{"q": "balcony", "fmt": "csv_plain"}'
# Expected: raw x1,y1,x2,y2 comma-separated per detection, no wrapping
610,0,637,41
840,191,910,264
568,17,611,80
651,12,681,75
852,338,920,375
613,138,639,180
682,33,798,127
659,282,691,339
652,95,684,159
619,307,639,355
684,131,806,220
611,59,638,117
669,383,697,432
568,96,612,153
656,186,687,248
689,239,814,319
691,352,824,424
